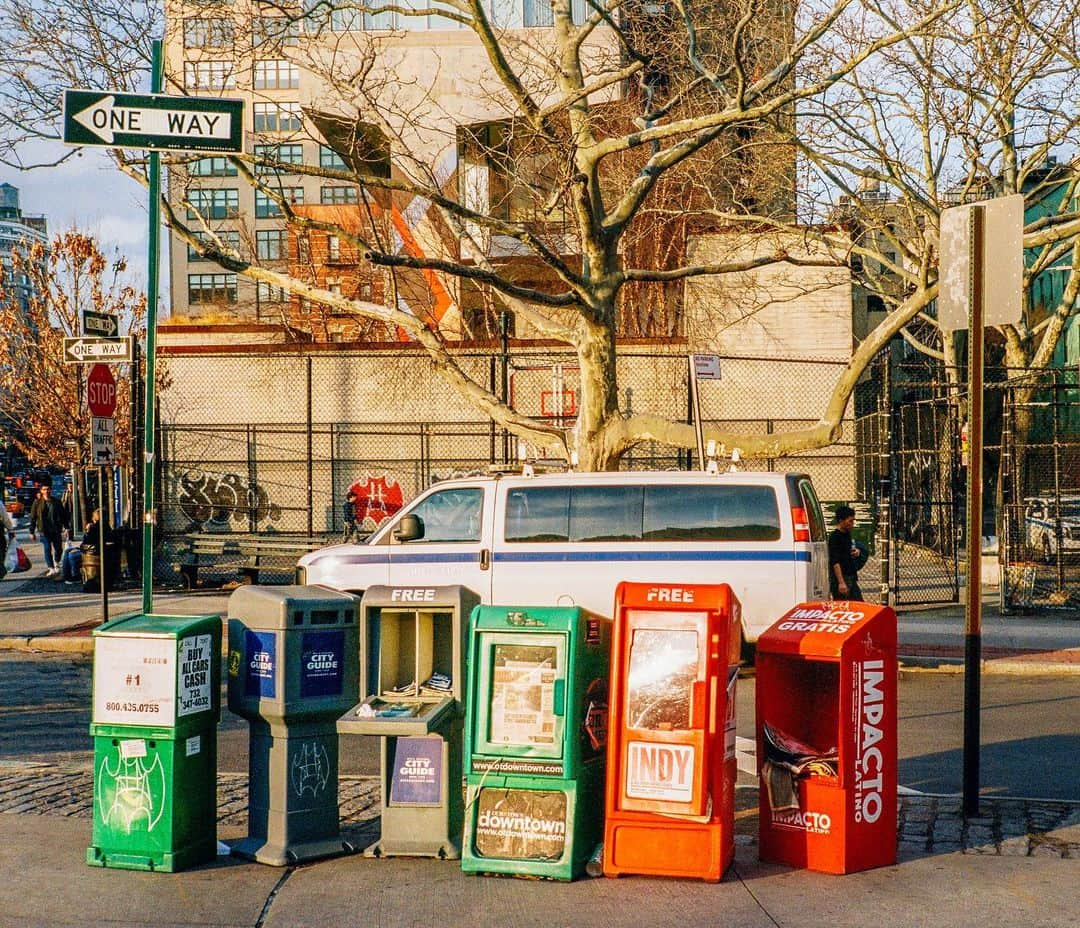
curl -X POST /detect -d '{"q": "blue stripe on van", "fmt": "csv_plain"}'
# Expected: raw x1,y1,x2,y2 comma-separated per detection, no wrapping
493,550,811,564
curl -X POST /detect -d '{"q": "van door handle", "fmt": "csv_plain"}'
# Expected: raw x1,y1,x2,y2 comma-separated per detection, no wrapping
479,548,490,570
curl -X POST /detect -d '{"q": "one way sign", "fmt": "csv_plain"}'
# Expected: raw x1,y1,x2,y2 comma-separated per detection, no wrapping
62,90,244,153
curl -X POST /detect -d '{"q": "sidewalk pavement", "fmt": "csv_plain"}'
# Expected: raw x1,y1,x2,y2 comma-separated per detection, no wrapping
0,764,1076,928
3,566,1077,673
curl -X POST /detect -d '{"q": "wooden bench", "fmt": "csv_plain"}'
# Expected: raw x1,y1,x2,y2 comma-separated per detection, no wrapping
174,536,240,588
236,537,333,584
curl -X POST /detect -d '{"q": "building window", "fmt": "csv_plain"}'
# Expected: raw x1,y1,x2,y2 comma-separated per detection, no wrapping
254,187,304,218
254,16,300,49
184,60,235,92
254,143,304,172
257,281,290,303
189,156,237,177
186,188,239,220
320,185,358,204
256,229,288,261
297,234,311,264
319,145,348,170
183,18,234,49
187,229,240,261
187,273,238,305
523,0,554,27
253,59,300,90
253,102,303,133
327,235,341,262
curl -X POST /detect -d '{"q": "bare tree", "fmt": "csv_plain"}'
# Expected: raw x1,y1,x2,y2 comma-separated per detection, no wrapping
3,0,1076,471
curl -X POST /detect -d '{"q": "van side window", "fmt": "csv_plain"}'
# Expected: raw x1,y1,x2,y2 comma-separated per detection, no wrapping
642,485,781,541
505,487,570,542
570,486,644,542
399,487,483,543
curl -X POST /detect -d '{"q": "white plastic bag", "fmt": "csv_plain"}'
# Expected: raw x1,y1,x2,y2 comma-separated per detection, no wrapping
5,544,18,573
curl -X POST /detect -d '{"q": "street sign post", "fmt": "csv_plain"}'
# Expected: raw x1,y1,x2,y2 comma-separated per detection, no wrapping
87,364,118,418
91,416,115,465
64,337,133,364
62,90,244,153
82,310,119,338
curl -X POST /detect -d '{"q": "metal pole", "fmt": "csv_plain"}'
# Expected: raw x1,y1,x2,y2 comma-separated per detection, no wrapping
98,466,109,620
307,356,314,537
963,204,985,818
141,38,163,615
688,356,706,470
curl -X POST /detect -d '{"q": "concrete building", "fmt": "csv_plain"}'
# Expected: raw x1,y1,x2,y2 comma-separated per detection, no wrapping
0,183,48,313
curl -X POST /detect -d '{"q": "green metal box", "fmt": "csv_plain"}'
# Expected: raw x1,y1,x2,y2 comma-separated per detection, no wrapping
87,611,221,872
461,605,610,880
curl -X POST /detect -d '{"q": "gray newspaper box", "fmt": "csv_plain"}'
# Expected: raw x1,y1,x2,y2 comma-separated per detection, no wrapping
227,585,359,866
338,584,479,858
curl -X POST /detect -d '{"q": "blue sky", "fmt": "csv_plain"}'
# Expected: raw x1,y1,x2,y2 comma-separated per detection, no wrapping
5,140,162,299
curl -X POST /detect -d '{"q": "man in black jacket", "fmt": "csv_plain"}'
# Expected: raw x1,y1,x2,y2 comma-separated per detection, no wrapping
29,484,69,578
828,504,863,601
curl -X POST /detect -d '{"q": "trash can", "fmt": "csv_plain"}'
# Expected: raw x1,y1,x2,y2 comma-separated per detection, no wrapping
756,600,897,874
461,604,611,881
226,585,359,866
87,611,221,872
337,585,479,858
602,582,742,882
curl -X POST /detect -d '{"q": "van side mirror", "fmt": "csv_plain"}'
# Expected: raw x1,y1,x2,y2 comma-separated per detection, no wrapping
393,513,424,542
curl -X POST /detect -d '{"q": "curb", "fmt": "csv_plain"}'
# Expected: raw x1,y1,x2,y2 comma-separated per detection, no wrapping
0,635,95,654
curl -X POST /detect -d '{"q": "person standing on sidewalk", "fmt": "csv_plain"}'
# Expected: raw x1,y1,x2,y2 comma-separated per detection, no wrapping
29,484,69,578
828,504,864,601
0,498,14,579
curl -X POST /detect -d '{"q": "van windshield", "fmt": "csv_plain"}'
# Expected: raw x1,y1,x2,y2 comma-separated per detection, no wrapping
504,484,781,543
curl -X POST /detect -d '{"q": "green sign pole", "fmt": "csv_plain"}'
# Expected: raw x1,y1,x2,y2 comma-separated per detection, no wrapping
141,38,163,615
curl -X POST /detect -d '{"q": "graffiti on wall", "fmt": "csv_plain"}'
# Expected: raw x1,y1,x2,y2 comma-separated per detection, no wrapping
347,475,404,531
177,469,282,529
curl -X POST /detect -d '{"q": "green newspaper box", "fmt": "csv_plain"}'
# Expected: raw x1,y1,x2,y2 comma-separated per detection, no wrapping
461,605,610,881
87,612,222,872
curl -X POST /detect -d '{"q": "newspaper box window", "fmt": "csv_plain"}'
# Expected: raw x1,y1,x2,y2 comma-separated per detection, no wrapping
603,583,741,882
756,600,897,875
462,605,611,881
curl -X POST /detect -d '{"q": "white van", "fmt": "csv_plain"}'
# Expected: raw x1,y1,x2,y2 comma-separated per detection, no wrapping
297,470,830,644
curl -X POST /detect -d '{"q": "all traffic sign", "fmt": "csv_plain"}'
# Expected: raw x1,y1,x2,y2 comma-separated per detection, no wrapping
92,416,115,465
64,336,133,364
62,89,244,153
87,364,117,417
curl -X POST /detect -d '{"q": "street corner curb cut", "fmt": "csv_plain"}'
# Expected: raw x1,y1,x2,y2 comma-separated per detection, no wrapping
0,635,95,654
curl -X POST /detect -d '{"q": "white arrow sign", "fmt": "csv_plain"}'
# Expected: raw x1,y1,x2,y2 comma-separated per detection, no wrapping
72,95,234,145
64,336,133,363
92,416,115,465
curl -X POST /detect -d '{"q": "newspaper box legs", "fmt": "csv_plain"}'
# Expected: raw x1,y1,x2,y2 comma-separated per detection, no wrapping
87,612,222,872
337,585,479,859
461,605,611,881
602,582,741,882
226,586,359,866
756,601,897,875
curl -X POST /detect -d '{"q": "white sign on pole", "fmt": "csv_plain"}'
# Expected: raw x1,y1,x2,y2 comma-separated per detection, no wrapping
938,194,1024,330
692,354,722,381
92,415,115,465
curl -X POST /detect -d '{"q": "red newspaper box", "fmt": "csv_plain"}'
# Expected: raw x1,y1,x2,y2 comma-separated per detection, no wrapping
603,581,741,881
756,601,897,874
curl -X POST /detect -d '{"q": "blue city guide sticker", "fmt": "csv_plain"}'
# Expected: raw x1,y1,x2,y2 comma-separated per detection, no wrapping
390,737,443,805
245,630,277,698
299,630,345,697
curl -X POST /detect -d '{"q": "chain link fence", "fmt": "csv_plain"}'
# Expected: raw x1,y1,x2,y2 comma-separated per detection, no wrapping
151,346,854,583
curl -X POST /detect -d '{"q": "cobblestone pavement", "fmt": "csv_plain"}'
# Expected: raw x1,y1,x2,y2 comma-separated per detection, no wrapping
2,762,1075,860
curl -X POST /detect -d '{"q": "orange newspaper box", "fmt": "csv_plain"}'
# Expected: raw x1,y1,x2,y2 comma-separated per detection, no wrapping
602,581,741,882
756,601,897,874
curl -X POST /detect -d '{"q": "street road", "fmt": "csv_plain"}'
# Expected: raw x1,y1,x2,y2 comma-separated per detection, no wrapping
1,651,1076,799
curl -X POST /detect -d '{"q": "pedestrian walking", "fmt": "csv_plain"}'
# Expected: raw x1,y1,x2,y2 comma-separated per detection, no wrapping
29,484,69,578
828,504,864,601
0,498,15,580
342,489,360,542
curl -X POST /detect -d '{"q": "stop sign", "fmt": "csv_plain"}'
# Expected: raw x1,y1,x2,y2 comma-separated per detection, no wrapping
86,363,117,417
